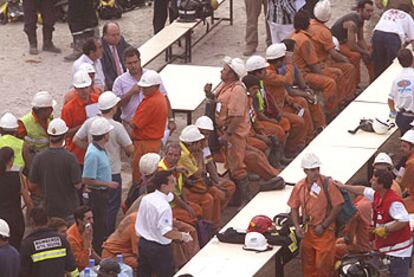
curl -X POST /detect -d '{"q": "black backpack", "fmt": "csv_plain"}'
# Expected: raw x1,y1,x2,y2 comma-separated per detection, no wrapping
176,0,213,22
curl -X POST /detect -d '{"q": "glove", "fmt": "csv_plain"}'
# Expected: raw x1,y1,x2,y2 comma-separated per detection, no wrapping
181,232,193,243
372,227,387,238
389,111,397,119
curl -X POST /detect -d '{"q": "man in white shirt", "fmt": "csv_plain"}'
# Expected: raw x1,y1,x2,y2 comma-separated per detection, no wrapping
372,4,414,78
73,38,106,91
73,91,134,235
336,169,413,277
135,170,192,277
388,49,414,135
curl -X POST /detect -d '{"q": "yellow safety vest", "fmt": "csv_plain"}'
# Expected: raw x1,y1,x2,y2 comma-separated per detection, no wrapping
0,134,24,169
20,112,50,151
159,159,184,196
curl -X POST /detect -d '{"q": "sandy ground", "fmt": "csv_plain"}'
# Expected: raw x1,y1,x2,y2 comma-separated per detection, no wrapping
1,0,410,276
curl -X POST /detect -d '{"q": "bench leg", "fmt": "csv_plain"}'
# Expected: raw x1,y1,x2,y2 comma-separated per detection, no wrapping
187,112,192,125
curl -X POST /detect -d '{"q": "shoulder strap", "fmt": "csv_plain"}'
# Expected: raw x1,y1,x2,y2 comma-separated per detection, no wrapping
322,176,333,210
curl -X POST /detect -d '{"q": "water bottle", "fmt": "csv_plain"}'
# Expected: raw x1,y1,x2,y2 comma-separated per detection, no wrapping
83,268,91,277
116,254,134,277
89,259,95,268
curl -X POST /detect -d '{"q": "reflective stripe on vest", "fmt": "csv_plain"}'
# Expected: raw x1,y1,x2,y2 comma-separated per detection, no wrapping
0,134,24,168
378,238,413,253
69,268,80,277
20,113,50,151
159,160,183,194
31,248,67,263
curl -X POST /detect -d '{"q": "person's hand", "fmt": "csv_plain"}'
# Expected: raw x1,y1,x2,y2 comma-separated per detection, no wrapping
131,84,141,94
389,111,397,119
181,232,193,243
291,102,302,112
107,181,119,189
371,227,387,238
204,83,214,99
333,180,346,189
314,225,325,236
295,226,304,239
175,166,189,175
168,120,177,134
82,223,93,247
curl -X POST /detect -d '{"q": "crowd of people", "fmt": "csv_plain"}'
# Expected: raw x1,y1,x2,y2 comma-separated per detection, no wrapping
1,0,414,276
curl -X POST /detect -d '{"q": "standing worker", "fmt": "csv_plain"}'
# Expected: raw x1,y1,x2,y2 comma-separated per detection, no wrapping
135,170,193,277
130,70,168,184
336,169,413,277
23,0,61,55
244,0,272,56
398,130,414,212
288,153,344,277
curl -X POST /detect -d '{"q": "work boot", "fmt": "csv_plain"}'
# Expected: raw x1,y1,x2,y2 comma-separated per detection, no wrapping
64,34,84,62
229,177,250,208
29,44,39,55
259,176,285,192
42,26,61,53
43,41,61,53
27,32,38,55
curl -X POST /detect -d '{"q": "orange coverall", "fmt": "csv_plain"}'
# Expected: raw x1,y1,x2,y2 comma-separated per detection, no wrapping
401,153,414,212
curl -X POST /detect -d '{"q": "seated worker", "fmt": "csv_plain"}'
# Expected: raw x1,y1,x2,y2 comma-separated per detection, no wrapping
67,205,101,271
158,143,203,226
290,11,341,120
331,0,374,83
399,130,414,212
277,40,327,132
179,125,231,230
263,44,307,158
309,0,356,104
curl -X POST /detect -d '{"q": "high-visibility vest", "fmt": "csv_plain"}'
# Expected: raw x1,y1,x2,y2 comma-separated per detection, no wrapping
0,134,24,170
20,112,50,151
159,159,183,195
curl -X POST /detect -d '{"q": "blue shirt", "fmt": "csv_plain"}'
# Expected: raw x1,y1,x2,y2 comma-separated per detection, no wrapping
0,243,20,277
82,143,112,190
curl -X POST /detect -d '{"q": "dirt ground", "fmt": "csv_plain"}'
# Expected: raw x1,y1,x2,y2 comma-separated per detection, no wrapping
1,0,411,276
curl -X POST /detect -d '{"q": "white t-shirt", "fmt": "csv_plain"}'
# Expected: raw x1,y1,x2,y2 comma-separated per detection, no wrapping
135,190,173,245
374,9,414,42
74,115,132,174
388,67,414,112
363,188,412,257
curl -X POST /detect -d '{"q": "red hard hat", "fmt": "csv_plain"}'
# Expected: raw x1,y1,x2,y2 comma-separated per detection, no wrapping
247,215,273,233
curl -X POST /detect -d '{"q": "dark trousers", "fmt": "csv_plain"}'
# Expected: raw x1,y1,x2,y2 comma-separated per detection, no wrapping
106,174,122,236
153,0,169,34
372,30,401,80
88,189,108,255
396,112,414,136
137,238,175,277
68,0,98,34
388,256,410,277
23,0,55,45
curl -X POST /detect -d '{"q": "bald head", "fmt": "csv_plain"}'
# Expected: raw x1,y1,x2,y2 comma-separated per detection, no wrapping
103,22,121,45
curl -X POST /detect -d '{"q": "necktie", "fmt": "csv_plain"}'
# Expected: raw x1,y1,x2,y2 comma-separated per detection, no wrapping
111,46,122,76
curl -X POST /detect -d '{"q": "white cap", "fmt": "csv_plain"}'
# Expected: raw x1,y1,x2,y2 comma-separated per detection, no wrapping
137,70,162,87
401,130,414,144
90,117,114,136
0,112,18,129
179,125,205,143
98,91,121,110
0,219,10,238
266,43,287,60
31,91,56,108
139,153,161,176
243,232,269,252
195,116,214,131
373,152,393,166
223,56,247,78
246,55,269,72
47,118,69,136
301,153,322,169
73,70,92,89
314,0,331,22
79,63,96,74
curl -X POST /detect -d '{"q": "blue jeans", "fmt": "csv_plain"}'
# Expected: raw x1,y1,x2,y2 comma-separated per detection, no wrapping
371,30,401,80
106,173,122,236
388,256,410,277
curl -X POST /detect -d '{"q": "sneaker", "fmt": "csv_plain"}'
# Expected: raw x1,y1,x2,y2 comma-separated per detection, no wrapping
29,45,38,55
43,43,61,53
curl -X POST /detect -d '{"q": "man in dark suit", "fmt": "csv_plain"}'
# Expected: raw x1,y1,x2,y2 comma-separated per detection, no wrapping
101,22,132,90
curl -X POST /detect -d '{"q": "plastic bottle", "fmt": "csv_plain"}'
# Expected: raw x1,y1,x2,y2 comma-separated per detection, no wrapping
116,254,134,277
83,268,91,277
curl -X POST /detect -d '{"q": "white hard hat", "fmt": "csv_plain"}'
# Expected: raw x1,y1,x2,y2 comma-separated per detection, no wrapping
137,70,162,87
79,63,96,74
223,56,247,78
47,118,69,136
98,91,121,110
179,125,205,143
243,232,270,252
90,117,114,136
31,91,56,108
266,43,287,60
195,116,214,131
372,117,393,135
0,219,10,238
332,36,340,51
139,153,161,176
401,130,414,144
301,153,322,169
0,112,18,129
73,70,92,89
314,0,331,22
246,55,269,72
373,152,393,166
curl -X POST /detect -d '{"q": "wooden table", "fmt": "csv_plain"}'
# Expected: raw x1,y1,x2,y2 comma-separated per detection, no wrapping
160,64,222,125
